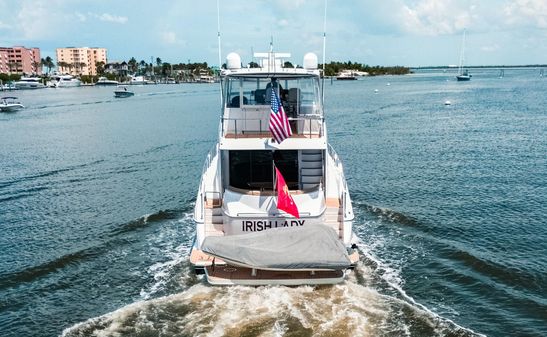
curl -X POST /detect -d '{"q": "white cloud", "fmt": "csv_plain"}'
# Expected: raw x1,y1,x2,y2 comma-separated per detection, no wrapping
481,43,500,52
276,0,307,11
73,12,128,24
504,0,547,28
98,13,128,24
16,1,54,39
160,31,180,45
397,0,474,35
75,12,87,22
0,21,11,30
278,19,289,27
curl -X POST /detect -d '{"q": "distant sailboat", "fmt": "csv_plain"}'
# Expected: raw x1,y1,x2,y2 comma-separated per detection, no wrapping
456,29,471,81
498,69,504,78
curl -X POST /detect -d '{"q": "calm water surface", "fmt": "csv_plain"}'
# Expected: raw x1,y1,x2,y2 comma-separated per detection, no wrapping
0,70,545,337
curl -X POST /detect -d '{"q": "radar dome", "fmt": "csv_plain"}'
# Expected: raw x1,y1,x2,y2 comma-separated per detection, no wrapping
226,53,241,70
303,53,318,70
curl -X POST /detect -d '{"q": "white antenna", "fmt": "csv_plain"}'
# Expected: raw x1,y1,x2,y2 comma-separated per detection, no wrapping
322,0,328,106
216,0,222,69
216,0,223,107
322,0,327,70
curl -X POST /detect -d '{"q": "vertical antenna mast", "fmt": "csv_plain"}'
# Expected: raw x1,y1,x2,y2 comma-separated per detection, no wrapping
216,0,222,68
216,0,223,105
322,0,327,106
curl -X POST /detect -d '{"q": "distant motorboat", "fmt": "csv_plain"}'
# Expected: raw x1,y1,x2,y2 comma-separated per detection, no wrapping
0,96,25,112
336,71,357,80
14,77,46,89
114,87,134,98
95,77,119,86
49,74,81,88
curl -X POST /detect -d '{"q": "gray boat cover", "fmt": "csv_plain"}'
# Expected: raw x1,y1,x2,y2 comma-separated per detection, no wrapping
201,225,351,270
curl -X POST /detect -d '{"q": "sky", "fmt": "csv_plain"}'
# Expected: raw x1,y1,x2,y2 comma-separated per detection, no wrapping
1,0,546,67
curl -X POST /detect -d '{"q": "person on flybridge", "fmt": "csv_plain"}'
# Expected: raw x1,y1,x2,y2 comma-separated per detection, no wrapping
265,78,284,104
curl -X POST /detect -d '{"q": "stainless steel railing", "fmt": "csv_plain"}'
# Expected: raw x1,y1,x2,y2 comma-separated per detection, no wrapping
221,115,324,138
327,144,351,219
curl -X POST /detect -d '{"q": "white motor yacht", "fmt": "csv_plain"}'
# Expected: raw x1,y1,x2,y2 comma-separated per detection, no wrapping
14,77,46,89
190,51,359,286
129,75,146,85
50,74,82,88
95,77,119,86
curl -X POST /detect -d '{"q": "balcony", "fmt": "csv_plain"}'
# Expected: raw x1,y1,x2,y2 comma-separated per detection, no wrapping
221,108,323,139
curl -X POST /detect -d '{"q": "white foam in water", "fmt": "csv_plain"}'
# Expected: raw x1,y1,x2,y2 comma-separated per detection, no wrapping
63,215,484,337
140,213,195,299
358,238,487,337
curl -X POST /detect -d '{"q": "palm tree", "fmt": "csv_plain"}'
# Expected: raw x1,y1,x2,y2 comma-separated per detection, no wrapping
32,60,42,75
128,57,137,74
41,56,55,75
139,60,146,74
95,61,105,75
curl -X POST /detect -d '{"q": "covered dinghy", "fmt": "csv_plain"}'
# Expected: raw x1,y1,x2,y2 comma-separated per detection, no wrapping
201,225,352,270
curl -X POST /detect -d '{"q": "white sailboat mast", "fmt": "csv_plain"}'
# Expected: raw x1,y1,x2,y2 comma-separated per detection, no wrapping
458,29,467,74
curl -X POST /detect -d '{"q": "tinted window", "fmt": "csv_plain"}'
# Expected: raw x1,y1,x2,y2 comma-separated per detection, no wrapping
229,150,298,190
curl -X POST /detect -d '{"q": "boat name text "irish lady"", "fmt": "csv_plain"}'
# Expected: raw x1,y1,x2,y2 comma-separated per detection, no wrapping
242,220,305,232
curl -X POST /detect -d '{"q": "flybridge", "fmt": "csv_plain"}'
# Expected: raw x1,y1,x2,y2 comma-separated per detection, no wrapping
224,51,319,72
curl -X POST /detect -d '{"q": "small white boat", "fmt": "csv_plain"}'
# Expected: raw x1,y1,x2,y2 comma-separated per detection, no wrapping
129,75,146,85
95,77,119,86
336,71,357,80
0,96,25,112
113,87,134,98
14,77,46,89
190,51,359,286
50,74,81,88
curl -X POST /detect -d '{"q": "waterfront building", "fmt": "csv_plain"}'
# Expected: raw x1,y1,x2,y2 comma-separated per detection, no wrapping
56,47,107,76
0,46,42,75
104,61,129,77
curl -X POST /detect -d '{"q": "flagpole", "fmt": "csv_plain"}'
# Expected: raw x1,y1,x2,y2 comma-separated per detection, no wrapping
272,160,276,196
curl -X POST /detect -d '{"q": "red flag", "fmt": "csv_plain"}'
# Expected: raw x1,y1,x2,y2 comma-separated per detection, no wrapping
275,167,300,218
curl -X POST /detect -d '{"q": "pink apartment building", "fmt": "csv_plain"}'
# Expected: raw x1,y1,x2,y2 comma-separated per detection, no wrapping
56,47,107,76
0,46,42,75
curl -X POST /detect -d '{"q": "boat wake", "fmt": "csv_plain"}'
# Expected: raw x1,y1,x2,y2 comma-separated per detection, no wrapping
61,254,484,337
362,203,422,227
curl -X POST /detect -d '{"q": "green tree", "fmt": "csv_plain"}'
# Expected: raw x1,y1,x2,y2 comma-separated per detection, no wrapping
41,56,55,74
128,57,138,74
95,61,105,75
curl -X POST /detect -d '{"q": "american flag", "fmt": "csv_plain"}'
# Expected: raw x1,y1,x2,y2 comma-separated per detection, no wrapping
269,88,292,143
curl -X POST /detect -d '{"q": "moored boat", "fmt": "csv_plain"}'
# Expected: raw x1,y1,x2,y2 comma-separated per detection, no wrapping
0,96,25,112
49,74,82,88
95,77,119,86
336,71,357,80
129,75,146,85
14,77,46,89
456,29,472,81
189,51,359,286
